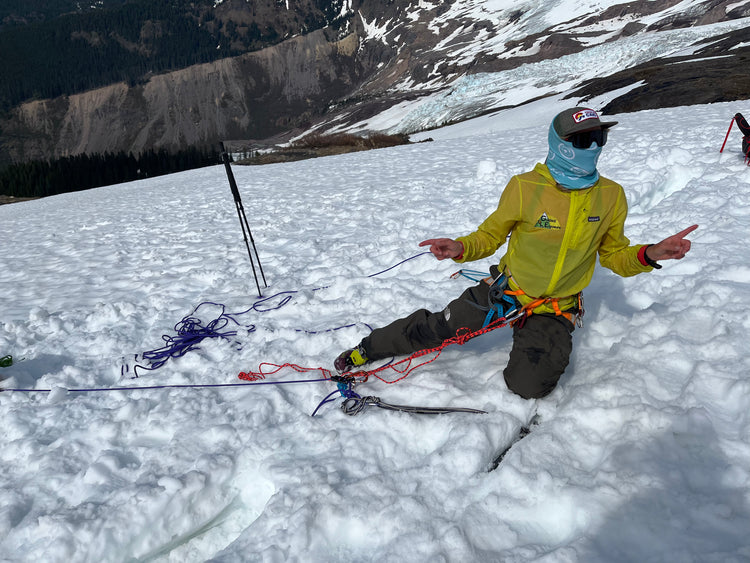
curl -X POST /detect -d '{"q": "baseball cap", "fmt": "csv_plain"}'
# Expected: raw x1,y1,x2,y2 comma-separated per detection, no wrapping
553,107,618,137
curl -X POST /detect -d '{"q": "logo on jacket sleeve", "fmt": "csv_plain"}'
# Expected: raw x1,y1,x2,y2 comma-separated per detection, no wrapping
534,212,561,230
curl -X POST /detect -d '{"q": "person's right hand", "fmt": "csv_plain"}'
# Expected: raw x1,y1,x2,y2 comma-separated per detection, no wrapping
645,225,698,262
418,238,464,260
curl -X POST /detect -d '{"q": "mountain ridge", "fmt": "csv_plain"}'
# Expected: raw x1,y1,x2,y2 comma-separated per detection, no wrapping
1,0,749,166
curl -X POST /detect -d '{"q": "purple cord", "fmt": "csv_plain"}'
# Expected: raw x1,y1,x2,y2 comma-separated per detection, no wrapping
126,252,430,378
2,378,330,394
367,252,431,277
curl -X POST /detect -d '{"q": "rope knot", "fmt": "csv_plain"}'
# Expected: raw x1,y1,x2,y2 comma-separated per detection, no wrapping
238,371,265,382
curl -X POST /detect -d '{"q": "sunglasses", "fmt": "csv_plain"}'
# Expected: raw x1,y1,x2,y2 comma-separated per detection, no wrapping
567,128,608,149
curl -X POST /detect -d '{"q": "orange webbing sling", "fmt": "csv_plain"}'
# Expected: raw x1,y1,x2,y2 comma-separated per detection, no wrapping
504,288,584,327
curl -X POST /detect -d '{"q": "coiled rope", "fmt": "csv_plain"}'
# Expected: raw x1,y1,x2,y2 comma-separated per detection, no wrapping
125,302,252,377
124,252,431,378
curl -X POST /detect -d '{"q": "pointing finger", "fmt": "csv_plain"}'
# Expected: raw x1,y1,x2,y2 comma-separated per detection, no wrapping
674,225,699,239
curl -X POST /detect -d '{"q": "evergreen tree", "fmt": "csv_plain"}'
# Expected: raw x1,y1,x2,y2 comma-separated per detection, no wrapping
0,145,222,199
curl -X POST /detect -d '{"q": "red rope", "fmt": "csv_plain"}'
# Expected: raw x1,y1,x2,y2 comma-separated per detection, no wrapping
352,316,512,384
239,363,333,382
237,316,513,384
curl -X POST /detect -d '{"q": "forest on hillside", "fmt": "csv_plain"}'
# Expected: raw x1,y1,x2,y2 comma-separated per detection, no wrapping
0,0,128,28
0,0,348,111
0,146,224,199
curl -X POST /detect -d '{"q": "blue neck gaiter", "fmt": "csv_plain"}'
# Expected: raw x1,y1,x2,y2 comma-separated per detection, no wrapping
545,124,602,190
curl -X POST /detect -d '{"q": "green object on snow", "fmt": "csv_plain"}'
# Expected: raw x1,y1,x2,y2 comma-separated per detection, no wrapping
0,355,12,368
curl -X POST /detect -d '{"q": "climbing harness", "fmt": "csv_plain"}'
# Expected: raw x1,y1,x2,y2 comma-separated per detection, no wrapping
455,269,523,327
497,269,584,328
510,288,584,328
455,268,583,328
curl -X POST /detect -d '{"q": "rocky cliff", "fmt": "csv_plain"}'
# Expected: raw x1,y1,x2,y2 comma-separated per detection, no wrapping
0,28,364,165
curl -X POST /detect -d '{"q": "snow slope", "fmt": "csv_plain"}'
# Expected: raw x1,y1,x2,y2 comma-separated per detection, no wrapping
1,100,750,562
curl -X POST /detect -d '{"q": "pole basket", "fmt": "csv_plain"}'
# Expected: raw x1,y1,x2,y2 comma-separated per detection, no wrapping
219,142,268,297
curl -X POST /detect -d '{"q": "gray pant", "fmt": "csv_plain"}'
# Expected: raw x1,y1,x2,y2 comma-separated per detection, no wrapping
361,279,574,399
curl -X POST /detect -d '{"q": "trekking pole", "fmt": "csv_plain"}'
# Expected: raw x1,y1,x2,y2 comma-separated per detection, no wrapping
719,117,734,153
219,142,267,297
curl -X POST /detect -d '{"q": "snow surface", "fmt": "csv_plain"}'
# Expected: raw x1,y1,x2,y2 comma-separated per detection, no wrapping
2,100,750,562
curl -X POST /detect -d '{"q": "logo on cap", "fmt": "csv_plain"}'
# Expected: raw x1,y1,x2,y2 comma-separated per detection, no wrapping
572,109,599,123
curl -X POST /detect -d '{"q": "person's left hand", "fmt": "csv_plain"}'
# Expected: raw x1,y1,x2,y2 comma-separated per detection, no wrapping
646,224,699,262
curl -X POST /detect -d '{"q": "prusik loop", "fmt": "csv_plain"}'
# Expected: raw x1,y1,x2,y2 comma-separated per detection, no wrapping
239,363,334,382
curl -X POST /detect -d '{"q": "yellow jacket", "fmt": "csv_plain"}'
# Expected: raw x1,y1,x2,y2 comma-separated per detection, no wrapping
456,163,651,314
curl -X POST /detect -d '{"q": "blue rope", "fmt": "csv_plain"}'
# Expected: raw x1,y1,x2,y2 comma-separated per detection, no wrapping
367,252,431,277
310,389,341,417
1,378,330,394
128,302,255,377
311,378,360,416
296,322,374,335
127,252,433,378
249,291,298,312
